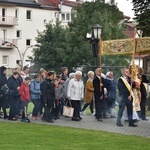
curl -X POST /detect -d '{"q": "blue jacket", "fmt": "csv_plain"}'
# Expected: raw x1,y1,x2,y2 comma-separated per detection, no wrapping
30,79,41,100
105,77,116,100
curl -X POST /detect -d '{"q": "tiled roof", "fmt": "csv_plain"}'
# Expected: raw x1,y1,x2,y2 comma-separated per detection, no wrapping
47,0,81,8
37,0,59,10
0,0,40,6
124,22,135,28
0,0,41,8
63,0,82,7
0,0,81,9
0,0,58,10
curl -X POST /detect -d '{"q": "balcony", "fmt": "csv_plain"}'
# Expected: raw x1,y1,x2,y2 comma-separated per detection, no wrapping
0,39,17,49
0,16,18,26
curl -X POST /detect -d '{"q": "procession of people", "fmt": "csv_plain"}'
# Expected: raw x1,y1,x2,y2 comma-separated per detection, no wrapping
0,64,149,127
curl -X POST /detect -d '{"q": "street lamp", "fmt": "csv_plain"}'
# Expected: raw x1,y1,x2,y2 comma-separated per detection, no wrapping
4,41,41,69
91,24,102,58
86,24,102,66
92,24,102,40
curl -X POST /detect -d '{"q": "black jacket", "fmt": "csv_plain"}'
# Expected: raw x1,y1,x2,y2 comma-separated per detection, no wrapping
7,75,20,96
93,76,105,101
41,79,55,103
0,73,7,95
117,76,134,102
18,75,23,86
140,74,149,99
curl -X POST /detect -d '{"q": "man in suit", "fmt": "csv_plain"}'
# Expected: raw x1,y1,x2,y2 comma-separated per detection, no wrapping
117,68,138,127
93,68,105,122
138,67,149,121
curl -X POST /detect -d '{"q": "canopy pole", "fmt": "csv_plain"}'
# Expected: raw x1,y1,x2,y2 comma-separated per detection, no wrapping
99,34,102,91
138,30,143,68
130,27,137,96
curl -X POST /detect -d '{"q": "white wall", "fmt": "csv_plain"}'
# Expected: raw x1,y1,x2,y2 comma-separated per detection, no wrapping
58,4,72,26
0,5,57,68
134,58,143,68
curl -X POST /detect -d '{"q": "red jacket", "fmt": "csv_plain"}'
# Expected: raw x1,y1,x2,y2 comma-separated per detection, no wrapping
20,82,30,101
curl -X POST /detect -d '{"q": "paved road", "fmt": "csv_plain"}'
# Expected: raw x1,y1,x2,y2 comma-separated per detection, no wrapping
1,115,150,138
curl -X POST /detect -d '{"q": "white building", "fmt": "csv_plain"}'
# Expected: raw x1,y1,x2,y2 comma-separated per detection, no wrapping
58,0,81,26
0,0,59,68
0,0,82,69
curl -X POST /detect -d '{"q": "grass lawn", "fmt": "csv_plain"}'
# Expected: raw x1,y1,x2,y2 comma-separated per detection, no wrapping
0,122,149,150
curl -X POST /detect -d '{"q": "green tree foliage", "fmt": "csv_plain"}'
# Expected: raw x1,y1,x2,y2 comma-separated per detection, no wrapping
68,0,130,69
132,0,150,36
33,21,70,72
33,0,130,73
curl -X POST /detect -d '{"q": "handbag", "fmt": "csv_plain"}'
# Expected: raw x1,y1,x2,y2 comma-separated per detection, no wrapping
63,100,74,117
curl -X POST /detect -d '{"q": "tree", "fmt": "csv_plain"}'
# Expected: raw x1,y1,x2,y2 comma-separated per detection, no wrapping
32,21,70,72
68,0,130,69
32,0,130,74
132,0,150,36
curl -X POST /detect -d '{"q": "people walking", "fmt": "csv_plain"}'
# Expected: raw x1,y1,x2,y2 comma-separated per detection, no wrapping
81,71,94,116
41,71,55,123
7,71,20,121
105,71,117,118
67,71,84,121
53,77,64,119
138,67,149,121
93,68,105,122
0,66,9,119
20,66,29,81
20,77,31,123
116,68,138,127
63,73,75,100
39,68,47,115
30,74,41,120
13,67,23,116
60,66,68,84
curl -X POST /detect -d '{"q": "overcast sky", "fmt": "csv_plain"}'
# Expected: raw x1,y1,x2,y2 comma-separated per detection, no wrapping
112,0,135,20
84,0,135,20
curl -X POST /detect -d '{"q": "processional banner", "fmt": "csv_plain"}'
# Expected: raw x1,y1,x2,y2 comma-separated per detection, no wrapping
135,37,150,54
101,38,135,55
101,37,150,55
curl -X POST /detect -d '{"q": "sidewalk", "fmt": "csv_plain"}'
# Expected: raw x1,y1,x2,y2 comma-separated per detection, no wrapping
1,115,150,138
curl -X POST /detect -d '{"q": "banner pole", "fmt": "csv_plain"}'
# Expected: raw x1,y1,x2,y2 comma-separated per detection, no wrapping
99,34,102,91
138,30,143,67
130,27,137,97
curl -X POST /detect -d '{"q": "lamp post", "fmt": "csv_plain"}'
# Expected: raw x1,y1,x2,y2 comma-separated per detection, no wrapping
87,24,102,67
5,42,41,69
21,44,41,69
92,24,102,67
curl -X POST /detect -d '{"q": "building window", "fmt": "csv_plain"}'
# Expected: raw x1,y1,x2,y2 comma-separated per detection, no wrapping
26,10,32,20
61,13,71,22
15,9,19,19
61,14,65,21
2,8,6,21
16,60,20,65
16,30,21,38
54,12,58,18
2,56,9,65
2,29,7,44
26,39,31,46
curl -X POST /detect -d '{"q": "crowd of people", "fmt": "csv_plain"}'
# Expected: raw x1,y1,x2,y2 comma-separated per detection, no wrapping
0,65,149,127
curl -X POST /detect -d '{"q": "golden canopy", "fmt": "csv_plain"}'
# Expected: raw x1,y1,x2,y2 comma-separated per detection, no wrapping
101,37,150,55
